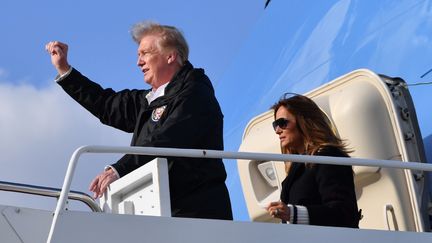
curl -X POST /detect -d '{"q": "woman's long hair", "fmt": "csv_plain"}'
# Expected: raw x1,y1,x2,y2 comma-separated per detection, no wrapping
271,94,351,169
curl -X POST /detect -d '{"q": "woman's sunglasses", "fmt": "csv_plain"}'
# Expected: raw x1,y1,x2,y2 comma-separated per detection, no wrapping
272,118,289,131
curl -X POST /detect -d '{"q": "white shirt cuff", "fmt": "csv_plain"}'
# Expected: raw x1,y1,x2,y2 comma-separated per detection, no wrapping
287,204,309,225
54,66,73,82
296,205,309,224
287,204,294,223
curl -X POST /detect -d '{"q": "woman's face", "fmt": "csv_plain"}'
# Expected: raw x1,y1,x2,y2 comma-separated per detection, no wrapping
274,106,303,153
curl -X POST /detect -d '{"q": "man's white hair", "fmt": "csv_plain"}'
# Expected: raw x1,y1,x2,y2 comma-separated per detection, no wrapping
130,21,189,65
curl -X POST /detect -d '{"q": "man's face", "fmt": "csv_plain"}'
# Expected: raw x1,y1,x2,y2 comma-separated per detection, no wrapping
137,35,172,89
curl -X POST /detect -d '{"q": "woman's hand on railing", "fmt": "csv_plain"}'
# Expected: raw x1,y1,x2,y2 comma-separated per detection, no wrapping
267,201,290,222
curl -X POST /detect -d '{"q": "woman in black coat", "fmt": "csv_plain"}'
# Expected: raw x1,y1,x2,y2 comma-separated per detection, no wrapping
266,94,361,228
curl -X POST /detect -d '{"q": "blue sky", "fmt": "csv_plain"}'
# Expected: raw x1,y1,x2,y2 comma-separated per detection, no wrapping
0,0,265,220
1,0,264,89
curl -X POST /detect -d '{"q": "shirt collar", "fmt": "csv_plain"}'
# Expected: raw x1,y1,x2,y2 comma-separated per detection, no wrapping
145,82,170,104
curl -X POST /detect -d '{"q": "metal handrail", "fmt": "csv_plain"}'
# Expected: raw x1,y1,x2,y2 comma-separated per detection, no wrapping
47,145,432,243
0,180,101,212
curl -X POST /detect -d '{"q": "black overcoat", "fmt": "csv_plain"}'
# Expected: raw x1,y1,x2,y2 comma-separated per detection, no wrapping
280,146,360,227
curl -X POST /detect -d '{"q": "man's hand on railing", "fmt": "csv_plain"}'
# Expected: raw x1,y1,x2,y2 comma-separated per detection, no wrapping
89,168,119,199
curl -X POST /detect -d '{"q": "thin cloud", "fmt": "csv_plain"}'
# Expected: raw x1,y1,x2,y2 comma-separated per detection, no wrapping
0,67,8,78
0,80,130,210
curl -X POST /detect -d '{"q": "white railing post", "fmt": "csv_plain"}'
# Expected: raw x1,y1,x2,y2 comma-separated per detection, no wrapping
47,146,89,243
